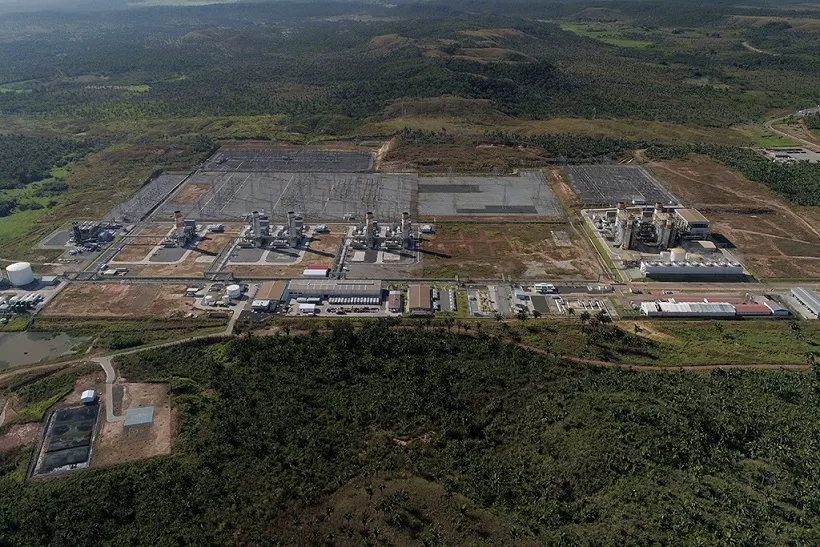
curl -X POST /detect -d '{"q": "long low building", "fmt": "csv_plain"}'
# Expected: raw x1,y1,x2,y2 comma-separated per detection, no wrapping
640,298,788,318
252,280,290,311
791,287,820,318
640,260,744,278
287,279,383,302
640,301,736,317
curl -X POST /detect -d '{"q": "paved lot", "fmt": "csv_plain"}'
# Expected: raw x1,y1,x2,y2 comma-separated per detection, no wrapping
418,171,561,217
564,165,679,207
530,295,551,314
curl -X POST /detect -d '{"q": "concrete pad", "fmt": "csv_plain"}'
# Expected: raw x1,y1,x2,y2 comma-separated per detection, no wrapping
231,247,265,262
150,246,187,262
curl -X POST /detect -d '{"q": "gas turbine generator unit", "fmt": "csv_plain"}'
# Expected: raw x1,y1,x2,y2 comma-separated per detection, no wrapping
593,202,707,251
241,210,304,249
164,210,198,247
351,211,414,250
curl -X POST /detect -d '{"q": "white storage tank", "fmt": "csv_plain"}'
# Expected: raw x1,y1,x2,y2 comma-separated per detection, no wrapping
226,284,242,299
670,248,687,263
6,262,34,287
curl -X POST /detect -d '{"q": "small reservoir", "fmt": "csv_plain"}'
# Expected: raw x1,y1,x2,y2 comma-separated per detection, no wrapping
0,332,87,369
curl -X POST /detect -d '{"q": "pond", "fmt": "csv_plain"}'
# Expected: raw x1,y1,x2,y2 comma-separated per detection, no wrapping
0,331,88,369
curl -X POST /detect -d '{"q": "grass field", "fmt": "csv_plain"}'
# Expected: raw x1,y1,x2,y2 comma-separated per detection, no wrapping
646,156,820,280
559,22,654,48
30,315,228,352
363,97,752,146
421,222,601,279
483,319,819,367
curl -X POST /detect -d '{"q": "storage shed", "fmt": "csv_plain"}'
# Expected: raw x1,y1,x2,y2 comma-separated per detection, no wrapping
408,284,432,315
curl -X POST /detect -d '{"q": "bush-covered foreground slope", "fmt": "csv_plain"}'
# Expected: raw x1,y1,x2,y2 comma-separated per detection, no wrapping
2,325,819,545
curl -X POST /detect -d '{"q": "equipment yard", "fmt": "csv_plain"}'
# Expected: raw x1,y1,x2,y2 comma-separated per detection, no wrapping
646,157,820,279
42,283,195,317
564,165,680,207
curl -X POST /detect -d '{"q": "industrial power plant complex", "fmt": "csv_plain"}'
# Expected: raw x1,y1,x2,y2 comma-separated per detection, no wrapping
1,142,819,340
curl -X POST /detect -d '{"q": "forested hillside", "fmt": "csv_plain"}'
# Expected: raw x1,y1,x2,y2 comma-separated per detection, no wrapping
0,1,818,133
1,326,817,545
0,135,88,190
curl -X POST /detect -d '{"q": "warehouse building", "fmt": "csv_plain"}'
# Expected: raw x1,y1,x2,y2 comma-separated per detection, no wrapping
791,287,820,319
733,304,773,317
750,295,790,317
252,280,290,312
408,284,432,315
287,279,382,305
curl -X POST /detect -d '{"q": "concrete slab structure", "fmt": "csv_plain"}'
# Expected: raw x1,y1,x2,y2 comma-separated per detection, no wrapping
124,406,155,426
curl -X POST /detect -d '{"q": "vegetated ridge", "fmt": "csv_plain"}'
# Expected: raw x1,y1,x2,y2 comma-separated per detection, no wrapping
1,326,818,545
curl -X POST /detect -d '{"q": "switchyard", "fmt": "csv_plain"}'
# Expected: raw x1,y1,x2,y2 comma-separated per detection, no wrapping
155,171,416,222
564,165,680,207
106,174,188,223
155,145,560,222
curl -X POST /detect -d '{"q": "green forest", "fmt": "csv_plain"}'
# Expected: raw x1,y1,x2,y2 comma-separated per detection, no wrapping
0,1,818,133
1,327,818,545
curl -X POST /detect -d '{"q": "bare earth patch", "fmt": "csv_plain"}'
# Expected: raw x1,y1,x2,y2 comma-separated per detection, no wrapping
422,223,601,279
0,423,41,452
43,283,194,317
93,382,172,467
646,156,820,279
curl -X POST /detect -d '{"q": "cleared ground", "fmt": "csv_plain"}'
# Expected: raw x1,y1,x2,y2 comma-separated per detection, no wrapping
421,223,601,279
203,147,375,172
42,283,194,317
646,156,820,279
111,224,170,262
93,382,172,468
564,165,680,206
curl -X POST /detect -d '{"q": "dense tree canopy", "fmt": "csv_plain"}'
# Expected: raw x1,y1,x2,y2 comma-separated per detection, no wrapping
1,326,818,545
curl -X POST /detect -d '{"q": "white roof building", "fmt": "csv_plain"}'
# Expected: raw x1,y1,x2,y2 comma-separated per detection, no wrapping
80,389,96,404
288,279,382,299
640,301,736,317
